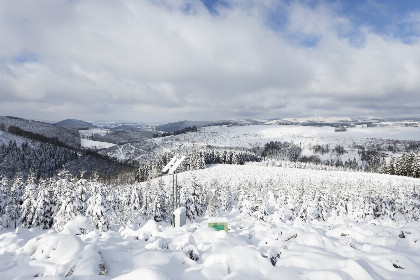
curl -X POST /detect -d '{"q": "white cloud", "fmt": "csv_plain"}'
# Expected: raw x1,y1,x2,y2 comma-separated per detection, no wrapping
0,0,419,121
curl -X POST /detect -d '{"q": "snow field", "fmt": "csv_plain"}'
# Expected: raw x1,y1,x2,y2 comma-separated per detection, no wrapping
81,139,116,149
136,125,420,169
1,213,420,279
152,125,420,149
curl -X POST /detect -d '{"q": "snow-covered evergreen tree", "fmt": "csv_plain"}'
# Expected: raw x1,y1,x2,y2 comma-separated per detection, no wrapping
2,205,12,229
151,179,169,222
86,181,110,231
10,173,24,228
207,179,222,217
129,184,142,212
54,170,81,231
20,171,38,228
0,176,9,215
31,179,55,229
183,175,205,220
75,178,89,215
140,181,153,218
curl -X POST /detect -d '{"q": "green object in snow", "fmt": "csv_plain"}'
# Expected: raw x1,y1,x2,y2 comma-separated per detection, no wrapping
208,222,228,232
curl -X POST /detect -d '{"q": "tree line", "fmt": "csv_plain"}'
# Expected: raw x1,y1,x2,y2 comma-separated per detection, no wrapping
153,126,198,138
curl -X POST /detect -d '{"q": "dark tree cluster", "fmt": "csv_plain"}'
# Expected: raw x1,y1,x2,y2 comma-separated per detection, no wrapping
0,141,77,179
406,141,420,152
66,151,137,182
332,145,346,156
87,129,155,145
359,148,385,171
297,155,360,170
0,116,81,149
153,126,198,138
312,144,330,155
381,153,420,178
262,141,301,162
0,138,134,181
7,126,74,150
203,149,260,165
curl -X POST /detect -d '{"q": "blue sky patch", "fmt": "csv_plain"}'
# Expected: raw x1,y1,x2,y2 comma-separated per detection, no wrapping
13,52,39,64
199,0,230,15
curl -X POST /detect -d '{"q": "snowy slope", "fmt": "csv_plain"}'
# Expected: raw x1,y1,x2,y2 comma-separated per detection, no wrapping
0,116,81,148
0,130,32,147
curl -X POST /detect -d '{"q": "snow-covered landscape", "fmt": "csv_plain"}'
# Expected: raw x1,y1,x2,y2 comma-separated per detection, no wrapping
1,159,420,279
2,0,420,279
104,124,420,169
1,116,419,279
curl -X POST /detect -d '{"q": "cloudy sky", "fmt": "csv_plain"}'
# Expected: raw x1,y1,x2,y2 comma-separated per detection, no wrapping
1,0,420,122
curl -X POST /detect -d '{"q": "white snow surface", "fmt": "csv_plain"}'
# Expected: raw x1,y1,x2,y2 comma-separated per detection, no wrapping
106,124,420,164
1,214,419,279
81,138,115,149
153,125,420,150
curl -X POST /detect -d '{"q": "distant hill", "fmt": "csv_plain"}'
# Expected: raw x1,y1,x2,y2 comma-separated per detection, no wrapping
0,117,133,180
55,119,97,130
156,120,210,133
0,116,81,149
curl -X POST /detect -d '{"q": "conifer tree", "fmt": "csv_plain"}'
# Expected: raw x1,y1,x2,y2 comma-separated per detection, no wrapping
207,180,222,217
75,178,89,215
86,181,110,231
32,179,55,229
139,181,152,218
20,171,38,228
0,176,9,215
11,173,24,228
2,205,12,229
54,170,80,231
152,180,168,222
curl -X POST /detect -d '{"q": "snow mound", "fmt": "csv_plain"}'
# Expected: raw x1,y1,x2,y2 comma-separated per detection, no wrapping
0,232,105,279
114,268,171,280
137,219,161,241
61,215,94,235
1,211,420,279
20,233,82,277
145,237,169,250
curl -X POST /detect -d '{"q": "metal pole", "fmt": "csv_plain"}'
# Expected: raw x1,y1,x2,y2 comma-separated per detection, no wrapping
175,174,178,208
172,173,175,226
